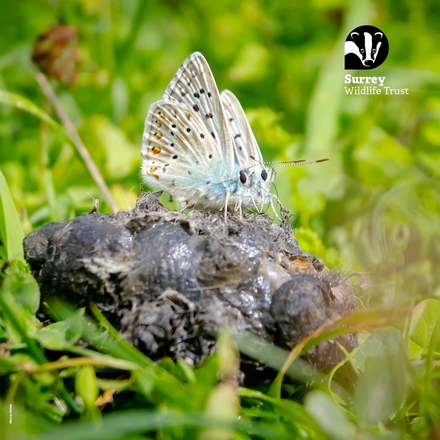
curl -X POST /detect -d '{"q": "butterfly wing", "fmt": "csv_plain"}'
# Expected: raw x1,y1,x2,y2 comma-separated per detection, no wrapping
162,52,236,173
141,53,237,207
220,89,265,171
142,99,224,181
220,89,276,209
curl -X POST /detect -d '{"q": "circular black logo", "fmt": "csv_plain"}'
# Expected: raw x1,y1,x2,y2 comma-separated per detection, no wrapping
344,25,389,70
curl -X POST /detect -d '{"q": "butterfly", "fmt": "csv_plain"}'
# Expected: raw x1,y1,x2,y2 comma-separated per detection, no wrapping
141,52,328,218
141,51,279,217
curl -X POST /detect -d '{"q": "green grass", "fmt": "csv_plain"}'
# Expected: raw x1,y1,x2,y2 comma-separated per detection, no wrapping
1,0,440,438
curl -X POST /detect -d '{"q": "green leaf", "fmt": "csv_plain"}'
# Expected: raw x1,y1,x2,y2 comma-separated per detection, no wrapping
33,308,84,350
0,273,41,345
28,409,288,440
75,365,99,408
203,384,238,440
408,299,440,358
305,391,355,440
353,348,411,428
0,89,61,130
2,272,40,314
0,314,6,339
0,170,25,261
239,387,328,438
96,376,134,392
23,376,65,423
176,358,196,383
294,227,327,259
80,116,140,180
0,356,18,373
352,328,402,372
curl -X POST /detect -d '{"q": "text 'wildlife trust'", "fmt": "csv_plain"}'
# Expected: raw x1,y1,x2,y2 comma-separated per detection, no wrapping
344,74,409,95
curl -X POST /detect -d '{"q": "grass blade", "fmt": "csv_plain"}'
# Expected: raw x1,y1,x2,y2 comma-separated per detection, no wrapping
0,170,24,261
0,89,61,130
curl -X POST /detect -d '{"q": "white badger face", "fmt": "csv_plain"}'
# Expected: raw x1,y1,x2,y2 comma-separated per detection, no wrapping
345,31,383,67
361,32,383,66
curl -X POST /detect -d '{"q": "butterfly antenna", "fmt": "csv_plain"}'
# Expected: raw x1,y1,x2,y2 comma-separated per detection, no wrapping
266,158,329,169
249,155,329,170
247,155,265,172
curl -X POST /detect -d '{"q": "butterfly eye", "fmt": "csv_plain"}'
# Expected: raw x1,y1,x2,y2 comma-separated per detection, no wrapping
239,170,247,184
261,169,268,181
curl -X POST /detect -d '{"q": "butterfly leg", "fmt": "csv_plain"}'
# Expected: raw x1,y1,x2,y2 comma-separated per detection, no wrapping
249,193,260,213
223,190,230,221
269,195,282,221
237,198,243,219
177,201,189,214
177,197,197,215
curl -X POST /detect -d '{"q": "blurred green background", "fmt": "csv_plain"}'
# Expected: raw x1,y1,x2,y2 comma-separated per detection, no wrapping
1,0,439,308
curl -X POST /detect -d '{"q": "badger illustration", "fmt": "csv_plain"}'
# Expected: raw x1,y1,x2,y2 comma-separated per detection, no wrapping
345,27,388,70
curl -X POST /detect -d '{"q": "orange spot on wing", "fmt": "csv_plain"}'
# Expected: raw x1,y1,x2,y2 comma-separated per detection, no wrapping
152,147,161,155
149,167,159,180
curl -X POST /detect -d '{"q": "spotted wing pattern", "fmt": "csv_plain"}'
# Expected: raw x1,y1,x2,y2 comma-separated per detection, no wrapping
141,52,275,211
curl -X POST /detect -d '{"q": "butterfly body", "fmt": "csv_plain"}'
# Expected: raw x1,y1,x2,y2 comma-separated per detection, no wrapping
141,52,275,213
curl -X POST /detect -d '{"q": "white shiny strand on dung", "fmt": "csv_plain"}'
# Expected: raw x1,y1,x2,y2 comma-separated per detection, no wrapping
141,52,276,215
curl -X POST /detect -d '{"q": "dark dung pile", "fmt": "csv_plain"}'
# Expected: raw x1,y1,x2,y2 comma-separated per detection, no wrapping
23,193,357,370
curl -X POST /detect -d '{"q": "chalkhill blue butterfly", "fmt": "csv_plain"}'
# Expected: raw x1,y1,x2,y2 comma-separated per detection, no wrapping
141,52,326,217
